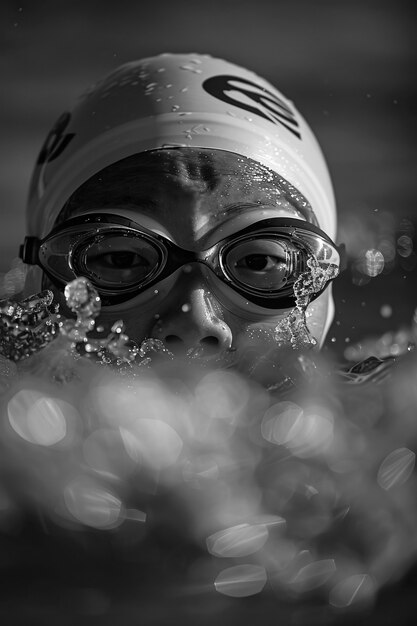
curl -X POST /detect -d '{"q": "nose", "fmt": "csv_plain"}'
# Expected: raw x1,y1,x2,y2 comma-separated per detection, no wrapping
150,283,233,356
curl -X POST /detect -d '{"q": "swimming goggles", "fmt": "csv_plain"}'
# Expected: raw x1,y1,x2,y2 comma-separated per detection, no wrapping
20,213,342,309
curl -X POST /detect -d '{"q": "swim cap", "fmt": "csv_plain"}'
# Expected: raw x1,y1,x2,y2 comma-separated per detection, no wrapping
27,53,336,241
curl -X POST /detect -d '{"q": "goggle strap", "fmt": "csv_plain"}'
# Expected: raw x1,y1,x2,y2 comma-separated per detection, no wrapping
19,236,41,265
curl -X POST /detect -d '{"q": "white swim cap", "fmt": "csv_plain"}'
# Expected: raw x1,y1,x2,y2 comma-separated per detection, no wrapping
27,53,336,241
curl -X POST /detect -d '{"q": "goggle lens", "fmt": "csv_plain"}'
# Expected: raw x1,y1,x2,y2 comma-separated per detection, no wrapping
223,237,296,293
73,232,162,289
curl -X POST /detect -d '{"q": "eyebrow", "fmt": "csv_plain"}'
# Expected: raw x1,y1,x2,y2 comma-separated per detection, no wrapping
206,202,263,225
205,199,304,229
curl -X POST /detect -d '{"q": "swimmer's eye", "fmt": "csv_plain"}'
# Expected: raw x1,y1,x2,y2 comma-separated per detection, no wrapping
236,253,286,273
88,250,148,270
225,238,293,291
75,234,161,288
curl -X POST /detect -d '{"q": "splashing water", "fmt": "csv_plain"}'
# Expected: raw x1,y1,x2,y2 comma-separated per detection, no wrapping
275,257,339,350
59,278,139,366
0,290,59,361
60,278,175,370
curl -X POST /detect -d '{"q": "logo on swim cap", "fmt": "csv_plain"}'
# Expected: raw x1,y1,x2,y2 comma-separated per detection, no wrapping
35,112,75,198
37,112,75,166
203,75,301,139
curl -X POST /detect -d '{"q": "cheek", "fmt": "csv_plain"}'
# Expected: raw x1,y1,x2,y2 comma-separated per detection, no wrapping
224,313,290,351
95,273,179,338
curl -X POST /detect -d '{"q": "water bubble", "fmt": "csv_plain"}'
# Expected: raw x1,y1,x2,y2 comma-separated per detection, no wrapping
120,419,183,470
329,573,376,608
64,477,123,529
261,402,334,458
206,523,269,558
377,448,415,490
214,564,267,597
111,321,124,334
26,397,69,446
181,303,191,313
8,389,45,440
261,401,304,445
397,235,413,258
64,278,101,318
8,390,76,446
363,249,384,277
290,559,336,592
380,304,392,318
139,337,172,358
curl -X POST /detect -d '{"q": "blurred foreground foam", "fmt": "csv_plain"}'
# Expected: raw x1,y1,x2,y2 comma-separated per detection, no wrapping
1,284,417,614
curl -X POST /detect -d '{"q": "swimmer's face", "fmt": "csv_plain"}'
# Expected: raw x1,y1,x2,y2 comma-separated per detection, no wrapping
55,149,333,361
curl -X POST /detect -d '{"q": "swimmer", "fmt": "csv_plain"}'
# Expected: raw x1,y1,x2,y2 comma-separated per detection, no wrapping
4,55,415,620
19,53,342,364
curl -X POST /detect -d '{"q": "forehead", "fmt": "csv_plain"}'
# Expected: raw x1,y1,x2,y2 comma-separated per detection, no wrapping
58,149,314,244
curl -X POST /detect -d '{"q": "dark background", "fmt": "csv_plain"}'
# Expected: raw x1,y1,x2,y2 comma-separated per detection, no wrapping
1,0,416,358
